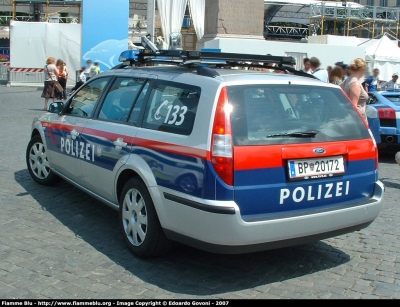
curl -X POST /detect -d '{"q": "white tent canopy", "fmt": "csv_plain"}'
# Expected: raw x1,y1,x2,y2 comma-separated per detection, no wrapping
364,35,400,82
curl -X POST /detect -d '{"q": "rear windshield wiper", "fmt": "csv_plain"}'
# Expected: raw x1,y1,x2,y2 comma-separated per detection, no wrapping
267,132,317,138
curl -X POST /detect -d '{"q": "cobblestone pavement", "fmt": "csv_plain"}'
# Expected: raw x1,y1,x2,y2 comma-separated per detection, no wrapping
1,85,400,299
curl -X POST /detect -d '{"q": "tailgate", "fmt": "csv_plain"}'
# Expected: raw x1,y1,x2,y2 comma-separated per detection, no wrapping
233,140,377,218
227,83,377,219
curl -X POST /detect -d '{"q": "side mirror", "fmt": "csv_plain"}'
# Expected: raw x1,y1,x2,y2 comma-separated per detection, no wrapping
48,101,64,114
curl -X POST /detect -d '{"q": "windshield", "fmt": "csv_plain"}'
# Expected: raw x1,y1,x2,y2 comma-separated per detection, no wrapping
382,94,400,106
228,85,370,145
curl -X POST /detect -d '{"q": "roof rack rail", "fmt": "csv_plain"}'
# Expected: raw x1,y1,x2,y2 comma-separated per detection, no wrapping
113,36,317,80
117,49,296,67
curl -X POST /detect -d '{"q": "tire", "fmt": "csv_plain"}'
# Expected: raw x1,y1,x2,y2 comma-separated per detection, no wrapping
26,135,59,186
119,178,172,258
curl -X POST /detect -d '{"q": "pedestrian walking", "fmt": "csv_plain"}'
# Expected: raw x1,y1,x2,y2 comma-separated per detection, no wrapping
310,57,329,82
56,59,69,100
69,67,87,96
381,73,399,90
329,66,343,85
41,57,59,111
340,58,369,120
364,68,380,92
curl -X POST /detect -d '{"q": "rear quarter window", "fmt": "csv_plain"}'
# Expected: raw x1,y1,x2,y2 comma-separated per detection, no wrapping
142,81,201,136
228,85,370,145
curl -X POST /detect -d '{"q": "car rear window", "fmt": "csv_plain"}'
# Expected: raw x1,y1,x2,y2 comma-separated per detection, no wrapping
228,85,370,145
382,94,400,106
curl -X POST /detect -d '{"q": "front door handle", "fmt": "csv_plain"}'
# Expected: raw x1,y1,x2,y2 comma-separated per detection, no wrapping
71,129,79,140
113,137,127,150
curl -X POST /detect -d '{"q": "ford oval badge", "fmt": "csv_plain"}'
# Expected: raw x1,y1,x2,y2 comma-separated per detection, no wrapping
314,148,326,154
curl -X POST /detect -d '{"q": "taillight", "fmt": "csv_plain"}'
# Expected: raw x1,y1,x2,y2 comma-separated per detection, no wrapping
368,129,379,170
378,108,396,119
211,87,233,186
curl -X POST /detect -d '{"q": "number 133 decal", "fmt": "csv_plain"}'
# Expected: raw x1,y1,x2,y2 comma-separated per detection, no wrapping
154,100,188,126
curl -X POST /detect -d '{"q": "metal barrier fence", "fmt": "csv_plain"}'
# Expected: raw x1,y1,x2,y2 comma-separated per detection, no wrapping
6,67,45,86
0,62,9,81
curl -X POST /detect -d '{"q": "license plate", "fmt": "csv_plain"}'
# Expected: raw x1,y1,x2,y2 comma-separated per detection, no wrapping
288,156,345,180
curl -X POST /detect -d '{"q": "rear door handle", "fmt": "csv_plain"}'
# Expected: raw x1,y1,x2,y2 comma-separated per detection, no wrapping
114,137,127,150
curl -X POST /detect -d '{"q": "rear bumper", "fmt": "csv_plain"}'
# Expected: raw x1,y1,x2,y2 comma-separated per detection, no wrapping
379,127,400,137
378,142,400,151
159,181,384,254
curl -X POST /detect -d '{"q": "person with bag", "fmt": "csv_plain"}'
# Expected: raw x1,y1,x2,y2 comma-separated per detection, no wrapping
41,57,59,111
56,59,69,100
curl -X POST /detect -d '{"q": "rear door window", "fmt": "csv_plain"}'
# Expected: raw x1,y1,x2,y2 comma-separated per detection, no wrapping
98,77,146,122
228,85,370,145
142,81,201,135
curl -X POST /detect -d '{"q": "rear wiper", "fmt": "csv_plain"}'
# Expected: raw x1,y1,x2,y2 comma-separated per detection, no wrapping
267,131,317,138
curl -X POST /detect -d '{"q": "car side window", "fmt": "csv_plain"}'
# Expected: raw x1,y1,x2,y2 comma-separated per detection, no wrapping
142,81,201,136
65,77,111,117
98,77,145,122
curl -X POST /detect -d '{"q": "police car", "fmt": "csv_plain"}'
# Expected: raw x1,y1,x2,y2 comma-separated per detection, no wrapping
367,89,400,148
26,45,384,257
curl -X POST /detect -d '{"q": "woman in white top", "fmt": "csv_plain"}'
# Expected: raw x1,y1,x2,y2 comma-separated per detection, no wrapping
41,57,59,111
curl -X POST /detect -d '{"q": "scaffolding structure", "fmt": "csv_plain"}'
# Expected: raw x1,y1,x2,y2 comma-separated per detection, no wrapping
0,0,82,23
130,1,147,11
265,25,308,39
309,3,400,38
265,2,400,40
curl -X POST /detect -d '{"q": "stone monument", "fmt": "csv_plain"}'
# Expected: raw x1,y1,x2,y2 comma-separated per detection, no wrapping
197,0,265,49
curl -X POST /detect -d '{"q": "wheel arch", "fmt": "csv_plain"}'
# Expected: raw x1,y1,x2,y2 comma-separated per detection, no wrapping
116,169,142,205
30,120,48,150
31,129,41,139
115,154,168,227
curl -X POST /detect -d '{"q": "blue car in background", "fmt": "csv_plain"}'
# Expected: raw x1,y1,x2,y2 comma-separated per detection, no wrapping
367,89,400,149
